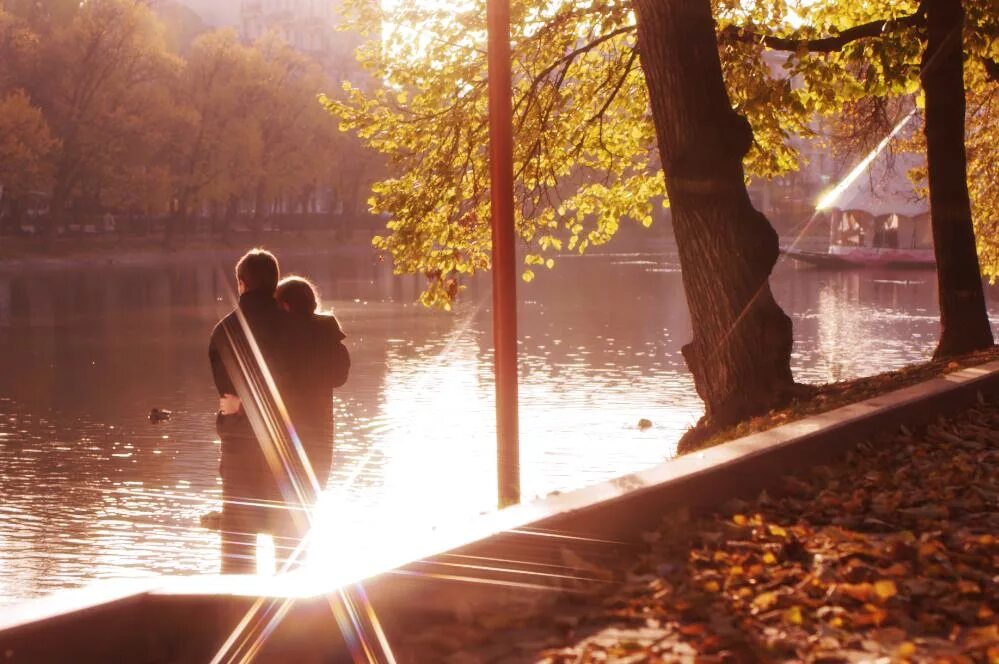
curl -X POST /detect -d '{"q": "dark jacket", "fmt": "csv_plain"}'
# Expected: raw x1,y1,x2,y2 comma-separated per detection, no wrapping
281,312,350,488
209,292,350,496
209,290,294,492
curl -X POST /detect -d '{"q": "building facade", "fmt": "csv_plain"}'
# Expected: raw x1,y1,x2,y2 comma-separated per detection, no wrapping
240,0,362,82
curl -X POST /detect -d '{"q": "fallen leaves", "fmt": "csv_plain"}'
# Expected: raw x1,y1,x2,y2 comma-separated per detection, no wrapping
532,397,999,663
393,397,999,663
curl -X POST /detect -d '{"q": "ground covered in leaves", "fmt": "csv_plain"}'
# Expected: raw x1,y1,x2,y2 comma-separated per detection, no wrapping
683,346,999,454
401,396,999,663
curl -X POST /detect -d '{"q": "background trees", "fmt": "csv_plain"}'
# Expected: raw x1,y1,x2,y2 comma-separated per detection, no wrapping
168,28,259,241
0,90,57,233
0,0,371,241
13,0,176,238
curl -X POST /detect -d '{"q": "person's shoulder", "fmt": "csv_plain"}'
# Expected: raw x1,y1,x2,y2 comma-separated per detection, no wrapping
312,313,346,341
210,309,239,339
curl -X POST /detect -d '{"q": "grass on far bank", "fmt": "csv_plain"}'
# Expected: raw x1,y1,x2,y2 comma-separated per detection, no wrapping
682,345,999,454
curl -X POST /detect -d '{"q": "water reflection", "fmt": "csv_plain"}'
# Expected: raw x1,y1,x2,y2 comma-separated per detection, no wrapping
0,251,996,603
774,270,954,383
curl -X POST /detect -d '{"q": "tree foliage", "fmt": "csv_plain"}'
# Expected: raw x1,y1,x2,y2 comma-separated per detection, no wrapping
0,89,57,196
330,0,999,304
329,0,663,307
0,0,373,236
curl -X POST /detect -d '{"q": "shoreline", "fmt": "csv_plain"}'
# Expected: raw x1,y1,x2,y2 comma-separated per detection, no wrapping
0,233,378,273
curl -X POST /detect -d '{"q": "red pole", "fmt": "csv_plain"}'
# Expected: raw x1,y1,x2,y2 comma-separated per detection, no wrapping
486,0,520,508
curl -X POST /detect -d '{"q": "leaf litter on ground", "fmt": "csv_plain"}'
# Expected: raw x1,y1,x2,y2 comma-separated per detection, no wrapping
396,393,999,663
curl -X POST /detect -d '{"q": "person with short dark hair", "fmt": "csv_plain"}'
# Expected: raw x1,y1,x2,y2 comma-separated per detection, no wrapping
209,248,293,574
209,252,350,574
235,249,280,295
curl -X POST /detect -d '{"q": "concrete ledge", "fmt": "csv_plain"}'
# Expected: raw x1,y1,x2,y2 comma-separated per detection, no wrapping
2,360,998,662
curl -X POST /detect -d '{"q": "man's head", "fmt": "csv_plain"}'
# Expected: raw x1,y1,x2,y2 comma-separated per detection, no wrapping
235,249,279,295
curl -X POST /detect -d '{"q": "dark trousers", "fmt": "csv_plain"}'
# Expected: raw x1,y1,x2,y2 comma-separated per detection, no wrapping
218,428,331,574
220,471,317,574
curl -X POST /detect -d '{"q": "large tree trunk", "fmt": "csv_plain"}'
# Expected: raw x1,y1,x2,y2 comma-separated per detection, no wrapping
922,0,994,358
633,0,797,445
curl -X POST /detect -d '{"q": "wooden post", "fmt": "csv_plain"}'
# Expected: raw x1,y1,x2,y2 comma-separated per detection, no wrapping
486,0,520,508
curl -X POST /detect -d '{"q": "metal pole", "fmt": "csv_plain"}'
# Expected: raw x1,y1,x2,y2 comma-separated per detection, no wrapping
486,0,520,508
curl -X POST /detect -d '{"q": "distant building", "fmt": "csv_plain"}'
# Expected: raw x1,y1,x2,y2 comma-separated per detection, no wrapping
170,0,242,26
170,0,363,82
240,0,363,82
743,52,832,234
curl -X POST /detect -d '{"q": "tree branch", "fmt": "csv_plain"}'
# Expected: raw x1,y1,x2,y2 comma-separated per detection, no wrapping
720,12,925,53
513,24,636,118
985,58,999,82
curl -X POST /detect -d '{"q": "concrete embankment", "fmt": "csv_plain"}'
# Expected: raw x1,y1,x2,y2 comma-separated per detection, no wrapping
1,361,998,662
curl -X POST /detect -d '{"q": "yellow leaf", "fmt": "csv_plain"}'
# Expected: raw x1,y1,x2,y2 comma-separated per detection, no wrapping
873,579,897,600
767,524,787,538
732,514,747,526
752,591,778,611
897,642,916,658
703,580,720,593
958,579,981,595
762,552,777,565
782,606,804,625
837,582,872,602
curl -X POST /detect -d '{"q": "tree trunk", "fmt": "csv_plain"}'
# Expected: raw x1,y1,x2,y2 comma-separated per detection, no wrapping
1,195,22,235
223,194,238,244
45,164,75,248
166,192,188,248
253,180,266,242
633,0,797,444
922,0,994,358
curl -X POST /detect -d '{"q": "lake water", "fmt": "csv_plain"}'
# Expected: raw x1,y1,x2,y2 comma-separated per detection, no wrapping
0,248,997,604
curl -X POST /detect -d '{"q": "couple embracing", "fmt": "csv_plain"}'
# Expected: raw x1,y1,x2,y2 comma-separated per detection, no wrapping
209,249,350,573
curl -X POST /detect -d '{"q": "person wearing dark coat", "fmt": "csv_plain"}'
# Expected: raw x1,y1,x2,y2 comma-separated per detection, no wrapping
209,252,350,573
274,275,350,494
209,249,293,574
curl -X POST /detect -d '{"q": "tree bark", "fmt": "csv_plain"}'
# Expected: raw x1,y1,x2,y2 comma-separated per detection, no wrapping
633,0,797,444
922,0,994,358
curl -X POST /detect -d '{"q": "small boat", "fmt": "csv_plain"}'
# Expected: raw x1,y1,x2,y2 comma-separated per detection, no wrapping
784,208,936,269
783,114,935,270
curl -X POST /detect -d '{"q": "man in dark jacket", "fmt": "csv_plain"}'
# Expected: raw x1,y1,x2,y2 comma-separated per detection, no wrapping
210,249,351,574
